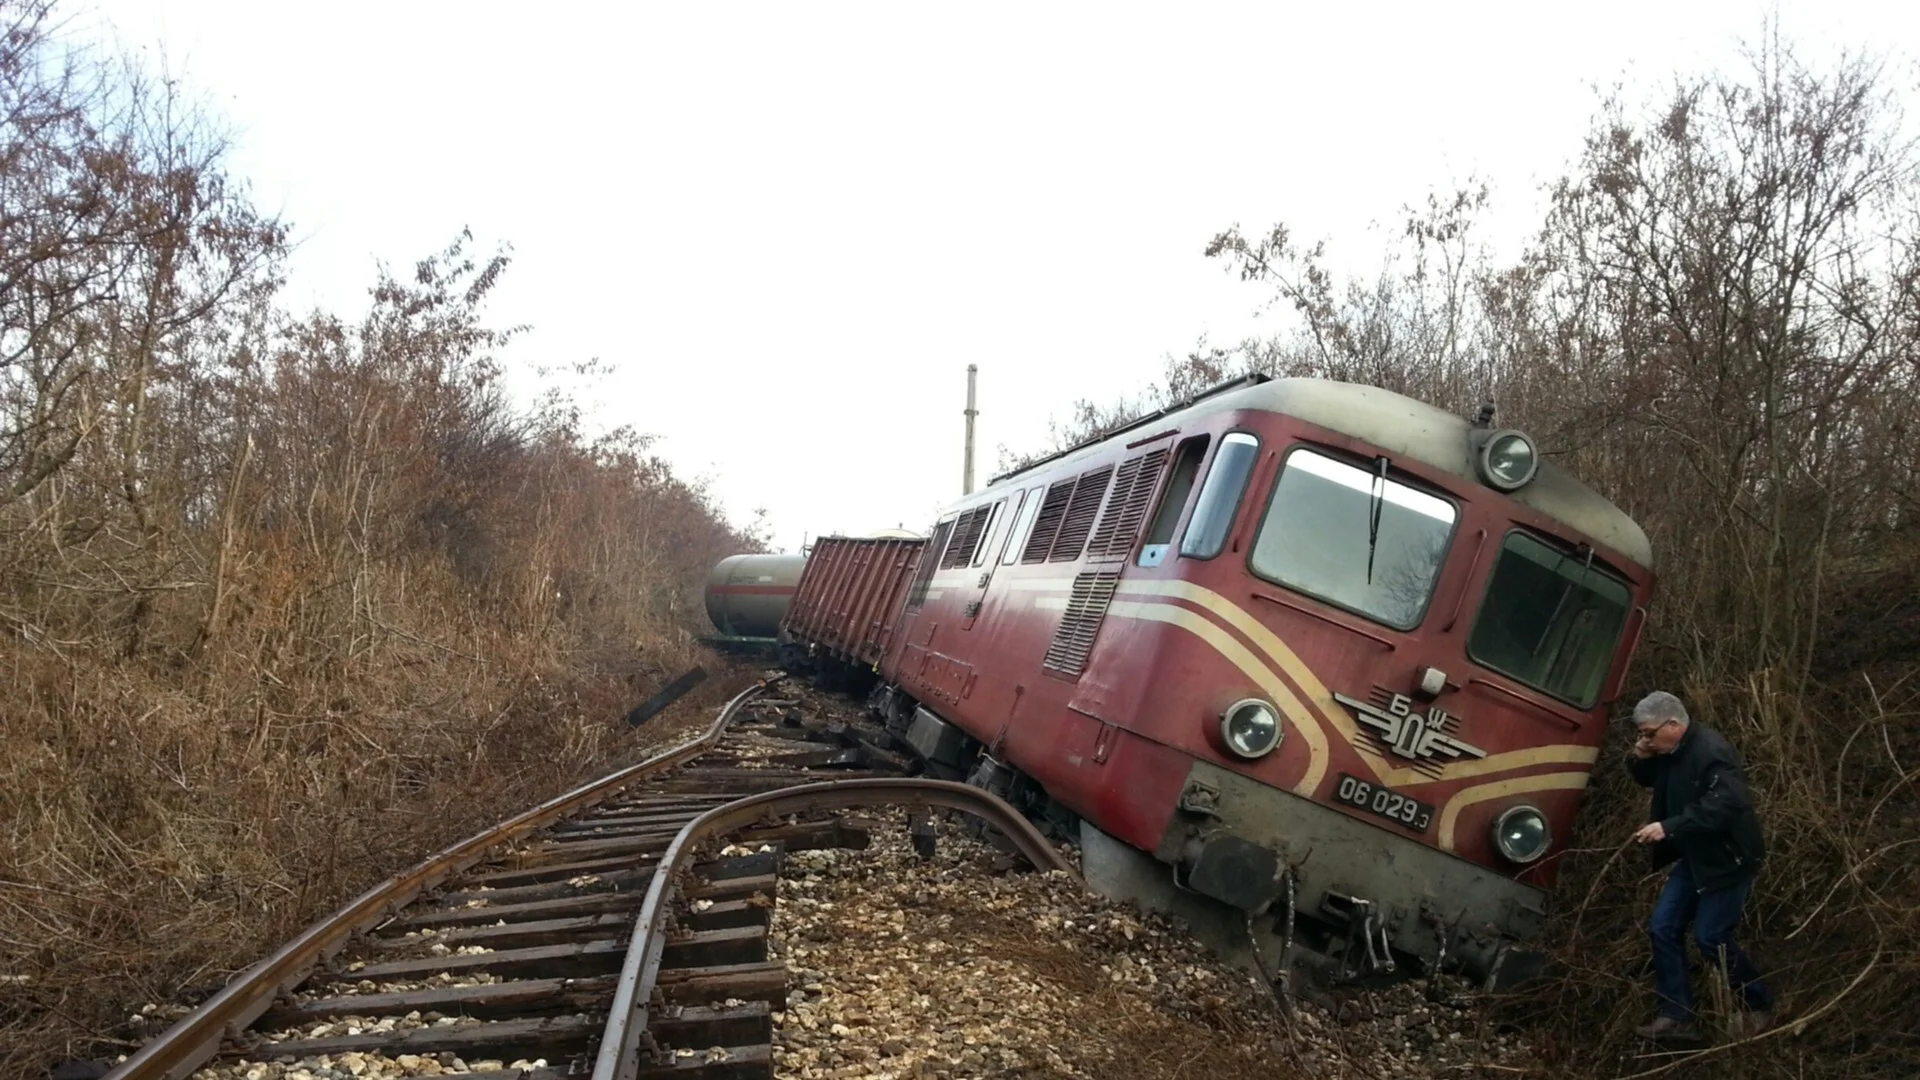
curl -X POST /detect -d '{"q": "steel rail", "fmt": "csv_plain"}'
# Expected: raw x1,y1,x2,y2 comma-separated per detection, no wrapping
591,777,1076,1080
104,677,776,1080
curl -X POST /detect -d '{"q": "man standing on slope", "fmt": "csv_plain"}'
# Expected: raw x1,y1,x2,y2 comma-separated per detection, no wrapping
1626,690,1776,1040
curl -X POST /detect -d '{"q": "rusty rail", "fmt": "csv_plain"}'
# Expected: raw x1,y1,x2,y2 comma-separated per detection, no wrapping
104,678,777,1080
591,777,1075,1080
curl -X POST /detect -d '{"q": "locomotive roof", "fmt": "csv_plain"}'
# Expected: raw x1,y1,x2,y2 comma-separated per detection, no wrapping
988,376,1654,570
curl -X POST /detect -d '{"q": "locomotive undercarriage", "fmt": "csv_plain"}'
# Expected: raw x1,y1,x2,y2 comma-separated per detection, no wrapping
1154,760,1549,994
781,650,1543,996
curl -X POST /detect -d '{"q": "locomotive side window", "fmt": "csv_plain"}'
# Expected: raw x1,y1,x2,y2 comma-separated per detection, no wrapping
1140,435,1209,567
1468,531,1633,708
1249,449,1455,630
1179,432,1260,559
1002,485,1044,564
972,497,1011,568
906,517,955,611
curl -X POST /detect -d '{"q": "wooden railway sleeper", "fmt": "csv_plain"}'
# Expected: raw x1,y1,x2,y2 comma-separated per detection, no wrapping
102,680,782,1080
101,678,1075,1080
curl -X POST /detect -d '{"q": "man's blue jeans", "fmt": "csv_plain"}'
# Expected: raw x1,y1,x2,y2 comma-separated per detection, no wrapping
1650,859,1774,1020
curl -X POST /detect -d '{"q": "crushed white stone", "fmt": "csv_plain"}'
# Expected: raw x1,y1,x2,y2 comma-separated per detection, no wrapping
746,811,1534,1080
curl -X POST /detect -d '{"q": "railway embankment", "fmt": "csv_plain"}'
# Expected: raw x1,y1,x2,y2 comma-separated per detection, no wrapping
88,677,1564,1080
768,816,1536,1080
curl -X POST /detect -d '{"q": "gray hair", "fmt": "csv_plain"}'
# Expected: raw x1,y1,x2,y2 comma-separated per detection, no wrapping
1630,690,1691,729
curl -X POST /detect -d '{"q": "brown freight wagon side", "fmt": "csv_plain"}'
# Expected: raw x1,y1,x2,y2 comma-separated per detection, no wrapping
781,536,926,668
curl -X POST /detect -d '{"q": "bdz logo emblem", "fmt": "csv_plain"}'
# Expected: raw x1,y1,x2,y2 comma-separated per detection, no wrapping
1333,690,1487,764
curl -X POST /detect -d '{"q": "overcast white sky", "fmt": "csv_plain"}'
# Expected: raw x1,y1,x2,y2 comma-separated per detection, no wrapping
77,2,1917,554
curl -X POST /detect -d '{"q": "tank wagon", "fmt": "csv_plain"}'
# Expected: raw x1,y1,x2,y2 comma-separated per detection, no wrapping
703,553,807,641
774,375,1653,989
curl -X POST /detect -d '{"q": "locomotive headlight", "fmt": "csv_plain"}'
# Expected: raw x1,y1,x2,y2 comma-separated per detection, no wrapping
1220,699,1283,759
1492,805,1551,864
1477,430,1539,491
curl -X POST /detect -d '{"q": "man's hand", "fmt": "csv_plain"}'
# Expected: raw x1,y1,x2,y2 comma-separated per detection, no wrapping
1632,821,1666,845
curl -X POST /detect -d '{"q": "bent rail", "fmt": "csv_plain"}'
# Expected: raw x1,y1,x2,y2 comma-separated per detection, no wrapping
592,777,1075,1080
105,677,775,1080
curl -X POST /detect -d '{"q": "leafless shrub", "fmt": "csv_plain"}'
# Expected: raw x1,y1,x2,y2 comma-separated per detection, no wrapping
0,4,762,1072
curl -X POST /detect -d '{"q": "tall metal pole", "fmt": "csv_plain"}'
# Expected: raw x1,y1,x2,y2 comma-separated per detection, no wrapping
963,364,978,495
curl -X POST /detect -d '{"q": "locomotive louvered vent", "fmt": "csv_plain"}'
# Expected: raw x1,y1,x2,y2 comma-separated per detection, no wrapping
907,519,953,610
1048,465,1112,562
1042,570,1122,676
1086,448,1167,559
940,505,992,569
1021,480,1076,563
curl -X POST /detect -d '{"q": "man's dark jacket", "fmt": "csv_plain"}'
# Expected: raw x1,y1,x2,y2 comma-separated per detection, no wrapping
1625,722,1765,892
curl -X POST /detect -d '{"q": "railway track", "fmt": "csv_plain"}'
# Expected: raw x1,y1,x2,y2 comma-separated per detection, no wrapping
107,676,1070,1080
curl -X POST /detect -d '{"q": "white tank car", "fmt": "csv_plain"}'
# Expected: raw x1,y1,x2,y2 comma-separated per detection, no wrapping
703,553,807,639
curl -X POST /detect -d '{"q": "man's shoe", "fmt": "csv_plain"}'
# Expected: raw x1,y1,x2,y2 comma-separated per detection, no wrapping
1734,1010,1775,1038
1635,1015,1698,1040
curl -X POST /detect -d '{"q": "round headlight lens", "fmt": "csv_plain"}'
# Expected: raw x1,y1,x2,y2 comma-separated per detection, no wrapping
1480,430,1538,490
1220,699,1283,759
1493,805,1551,864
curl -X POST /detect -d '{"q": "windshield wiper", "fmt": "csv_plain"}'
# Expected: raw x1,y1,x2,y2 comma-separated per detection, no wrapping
1365,456,1388,585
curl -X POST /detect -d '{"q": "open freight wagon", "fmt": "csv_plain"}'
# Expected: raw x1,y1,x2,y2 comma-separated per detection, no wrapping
780,536,927,669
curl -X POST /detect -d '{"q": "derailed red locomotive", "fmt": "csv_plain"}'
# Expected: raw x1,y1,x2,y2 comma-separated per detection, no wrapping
776,375,1653,989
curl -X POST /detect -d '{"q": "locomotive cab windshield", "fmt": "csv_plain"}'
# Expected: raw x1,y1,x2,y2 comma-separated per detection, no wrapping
1249,447,1457,630
1468,530,1635,707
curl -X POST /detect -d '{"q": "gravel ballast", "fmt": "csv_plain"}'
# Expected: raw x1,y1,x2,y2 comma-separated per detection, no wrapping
765,813,1536,1080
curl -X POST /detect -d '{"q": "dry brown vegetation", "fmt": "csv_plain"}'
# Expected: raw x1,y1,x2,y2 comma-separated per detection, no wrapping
1035,31,1918,1079
6,1,1915,1076
0,3,764,1073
